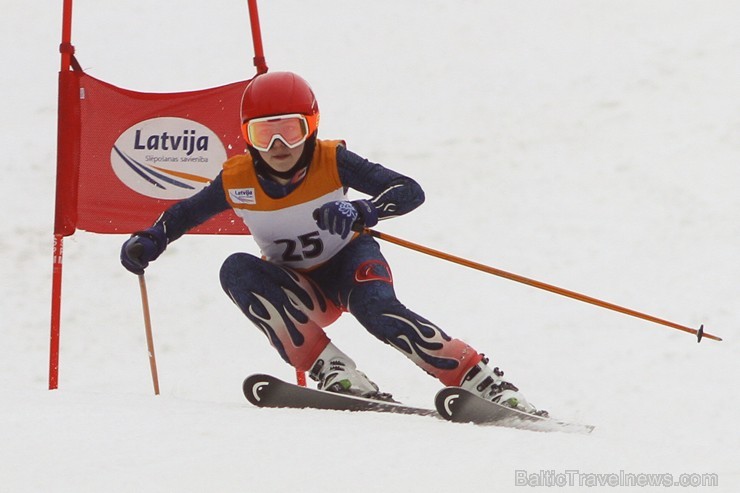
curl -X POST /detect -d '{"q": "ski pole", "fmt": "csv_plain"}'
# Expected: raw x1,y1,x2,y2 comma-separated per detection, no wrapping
361,228,721,343
138,274,161,394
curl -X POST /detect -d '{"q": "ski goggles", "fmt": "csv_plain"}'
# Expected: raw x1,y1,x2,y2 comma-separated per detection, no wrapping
242,113,317,152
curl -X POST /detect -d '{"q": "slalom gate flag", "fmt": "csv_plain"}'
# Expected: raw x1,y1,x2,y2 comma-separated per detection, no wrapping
50,0,271,391
55,56,250,236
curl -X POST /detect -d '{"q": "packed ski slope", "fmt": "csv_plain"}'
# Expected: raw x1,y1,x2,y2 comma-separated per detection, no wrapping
2,1,739,491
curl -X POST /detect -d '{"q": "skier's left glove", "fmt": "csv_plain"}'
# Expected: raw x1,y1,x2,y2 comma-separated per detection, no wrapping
314,199,378,239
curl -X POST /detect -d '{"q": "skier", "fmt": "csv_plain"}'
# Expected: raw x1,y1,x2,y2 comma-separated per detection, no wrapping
120,71,542,414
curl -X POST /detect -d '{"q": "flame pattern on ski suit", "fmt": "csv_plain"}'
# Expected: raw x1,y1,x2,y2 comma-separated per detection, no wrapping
220,253,341,371
220,235,482,385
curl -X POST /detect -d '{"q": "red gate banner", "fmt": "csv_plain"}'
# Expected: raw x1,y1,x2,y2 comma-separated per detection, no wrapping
56,58,250,236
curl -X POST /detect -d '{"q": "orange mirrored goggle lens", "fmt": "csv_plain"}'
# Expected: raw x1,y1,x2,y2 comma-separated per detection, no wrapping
244,114,310,151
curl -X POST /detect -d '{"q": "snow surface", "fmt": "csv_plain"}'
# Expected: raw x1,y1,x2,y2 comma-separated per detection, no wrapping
2,1,739,492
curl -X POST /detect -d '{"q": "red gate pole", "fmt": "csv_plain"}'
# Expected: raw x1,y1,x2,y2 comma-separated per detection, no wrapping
49,234,64,390
49,0,77,389
247,0,268,75
59,0,73,72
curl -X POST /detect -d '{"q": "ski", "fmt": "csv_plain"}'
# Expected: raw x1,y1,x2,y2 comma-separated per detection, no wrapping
243,374,594,433
435,386,595,434
243,373,440,418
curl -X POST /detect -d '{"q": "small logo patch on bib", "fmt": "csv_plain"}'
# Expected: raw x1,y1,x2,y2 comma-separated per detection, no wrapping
229,188,256,204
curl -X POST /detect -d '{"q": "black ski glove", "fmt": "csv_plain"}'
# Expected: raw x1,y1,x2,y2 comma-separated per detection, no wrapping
120,226,168,275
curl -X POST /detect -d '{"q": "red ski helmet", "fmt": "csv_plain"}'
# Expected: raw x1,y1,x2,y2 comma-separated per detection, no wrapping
240,71,320,147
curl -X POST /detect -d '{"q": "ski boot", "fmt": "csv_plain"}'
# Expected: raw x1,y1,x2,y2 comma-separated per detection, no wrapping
461,357,547,416
309,343,395,402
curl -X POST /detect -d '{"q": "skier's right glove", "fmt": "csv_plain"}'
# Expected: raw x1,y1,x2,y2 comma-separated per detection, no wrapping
120,226,168,275
313,200,378,240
